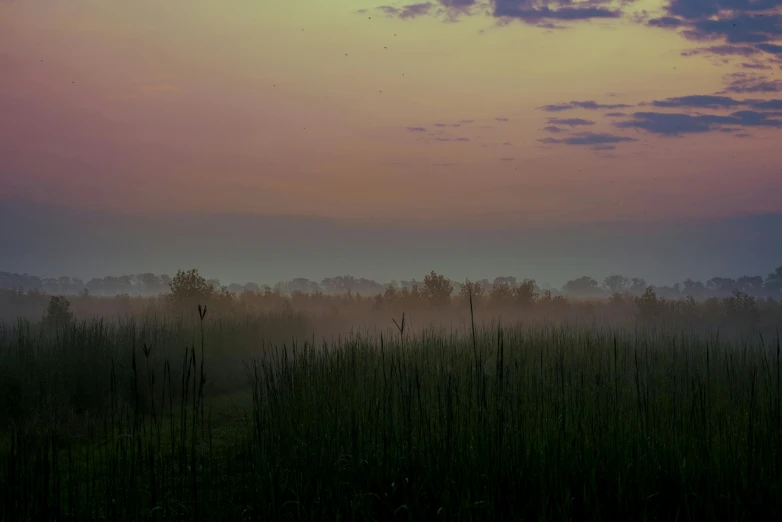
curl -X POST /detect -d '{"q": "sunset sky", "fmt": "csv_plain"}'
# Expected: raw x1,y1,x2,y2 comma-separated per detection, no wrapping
2,0,782,286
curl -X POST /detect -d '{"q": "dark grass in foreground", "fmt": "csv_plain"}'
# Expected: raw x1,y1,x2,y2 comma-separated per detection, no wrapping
1,313,782,520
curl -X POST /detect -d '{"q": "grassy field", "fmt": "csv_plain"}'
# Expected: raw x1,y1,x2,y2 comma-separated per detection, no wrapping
1,304,781,521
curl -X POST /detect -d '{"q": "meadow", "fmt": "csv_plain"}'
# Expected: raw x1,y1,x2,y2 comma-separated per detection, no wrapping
1,288,782,521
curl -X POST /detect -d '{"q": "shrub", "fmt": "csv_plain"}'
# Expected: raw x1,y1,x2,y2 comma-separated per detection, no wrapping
44,295,72,329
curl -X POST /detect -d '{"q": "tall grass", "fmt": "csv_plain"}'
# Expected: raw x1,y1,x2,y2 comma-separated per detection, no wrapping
1,309,781,520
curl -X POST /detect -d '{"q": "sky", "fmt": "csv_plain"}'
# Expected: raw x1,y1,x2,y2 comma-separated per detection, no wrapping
1,0,782,285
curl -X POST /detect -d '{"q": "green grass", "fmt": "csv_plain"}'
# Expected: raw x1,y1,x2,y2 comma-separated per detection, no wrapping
1,308,781,521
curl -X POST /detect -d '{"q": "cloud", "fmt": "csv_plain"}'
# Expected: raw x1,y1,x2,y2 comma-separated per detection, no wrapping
441,0,478,9
650,93,782,110
538,100,633,111
455,137,470,141
373,0,633,24
547,117,595,125
459,119,475,123
376,3,435,19
538,103,573,112
604,111,627,117
722,72,782,93
543,125,564,132
495,117,509,121
647,16,685,28
652,94,744,109
434,122,462,127
758,43,782,54
592,144,616,150
615,110,782,135
648,2,782,59
680,44,761,57
372,0,481,21
406,126,427,132
752,98,782,109
666,0,779,20
493,1,622,23
540,131,637,146
684,14,782,45
499,157,515,161
741,61,774,69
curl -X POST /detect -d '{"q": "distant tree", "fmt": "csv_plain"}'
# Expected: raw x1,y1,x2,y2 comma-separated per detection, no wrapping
766,266,782,296
117,275,133,292
137,273,163,295
115,293,132,314
563,276,600,297
476,278,492,293
492,276,517,288
44,296,73,328
603,275,630,295
57,276,71,293
654,285,681,299
41,278,58,294
737,275,764,295
383,283,399,303
635,287,663,321
321,275,357,294
724,290,760,324
354,277,384,295
279,278,321,294
243,282,261,293
400,279,422,291
628,277,648,295
397,283,423,306
169,269,214,304
459,279,486,304
86,278,104,295
0,271,42,291
227,283,245,294
706,277,738,297
422,271,453,307
608,291,625,306
489,281,514,306
514,279,537,308
682,278,706,299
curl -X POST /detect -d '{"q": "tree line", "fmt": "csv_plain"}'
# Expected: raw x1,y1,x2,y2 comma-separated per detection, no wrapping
1,265,781,300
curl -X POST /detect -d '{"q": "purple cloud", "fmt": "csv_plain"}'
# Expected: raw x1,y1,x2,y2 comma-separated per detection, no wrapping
547,117,596,126
615,110,782,135
538,100,633,112
540,131,637,146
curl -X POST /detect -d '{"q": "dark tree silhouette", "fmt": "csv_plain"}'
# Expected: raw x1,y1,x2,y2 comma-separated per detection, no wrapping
603,275,630,294
766,266,782,296
422,271,453,307
169,269,214,304
563,276,600,297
